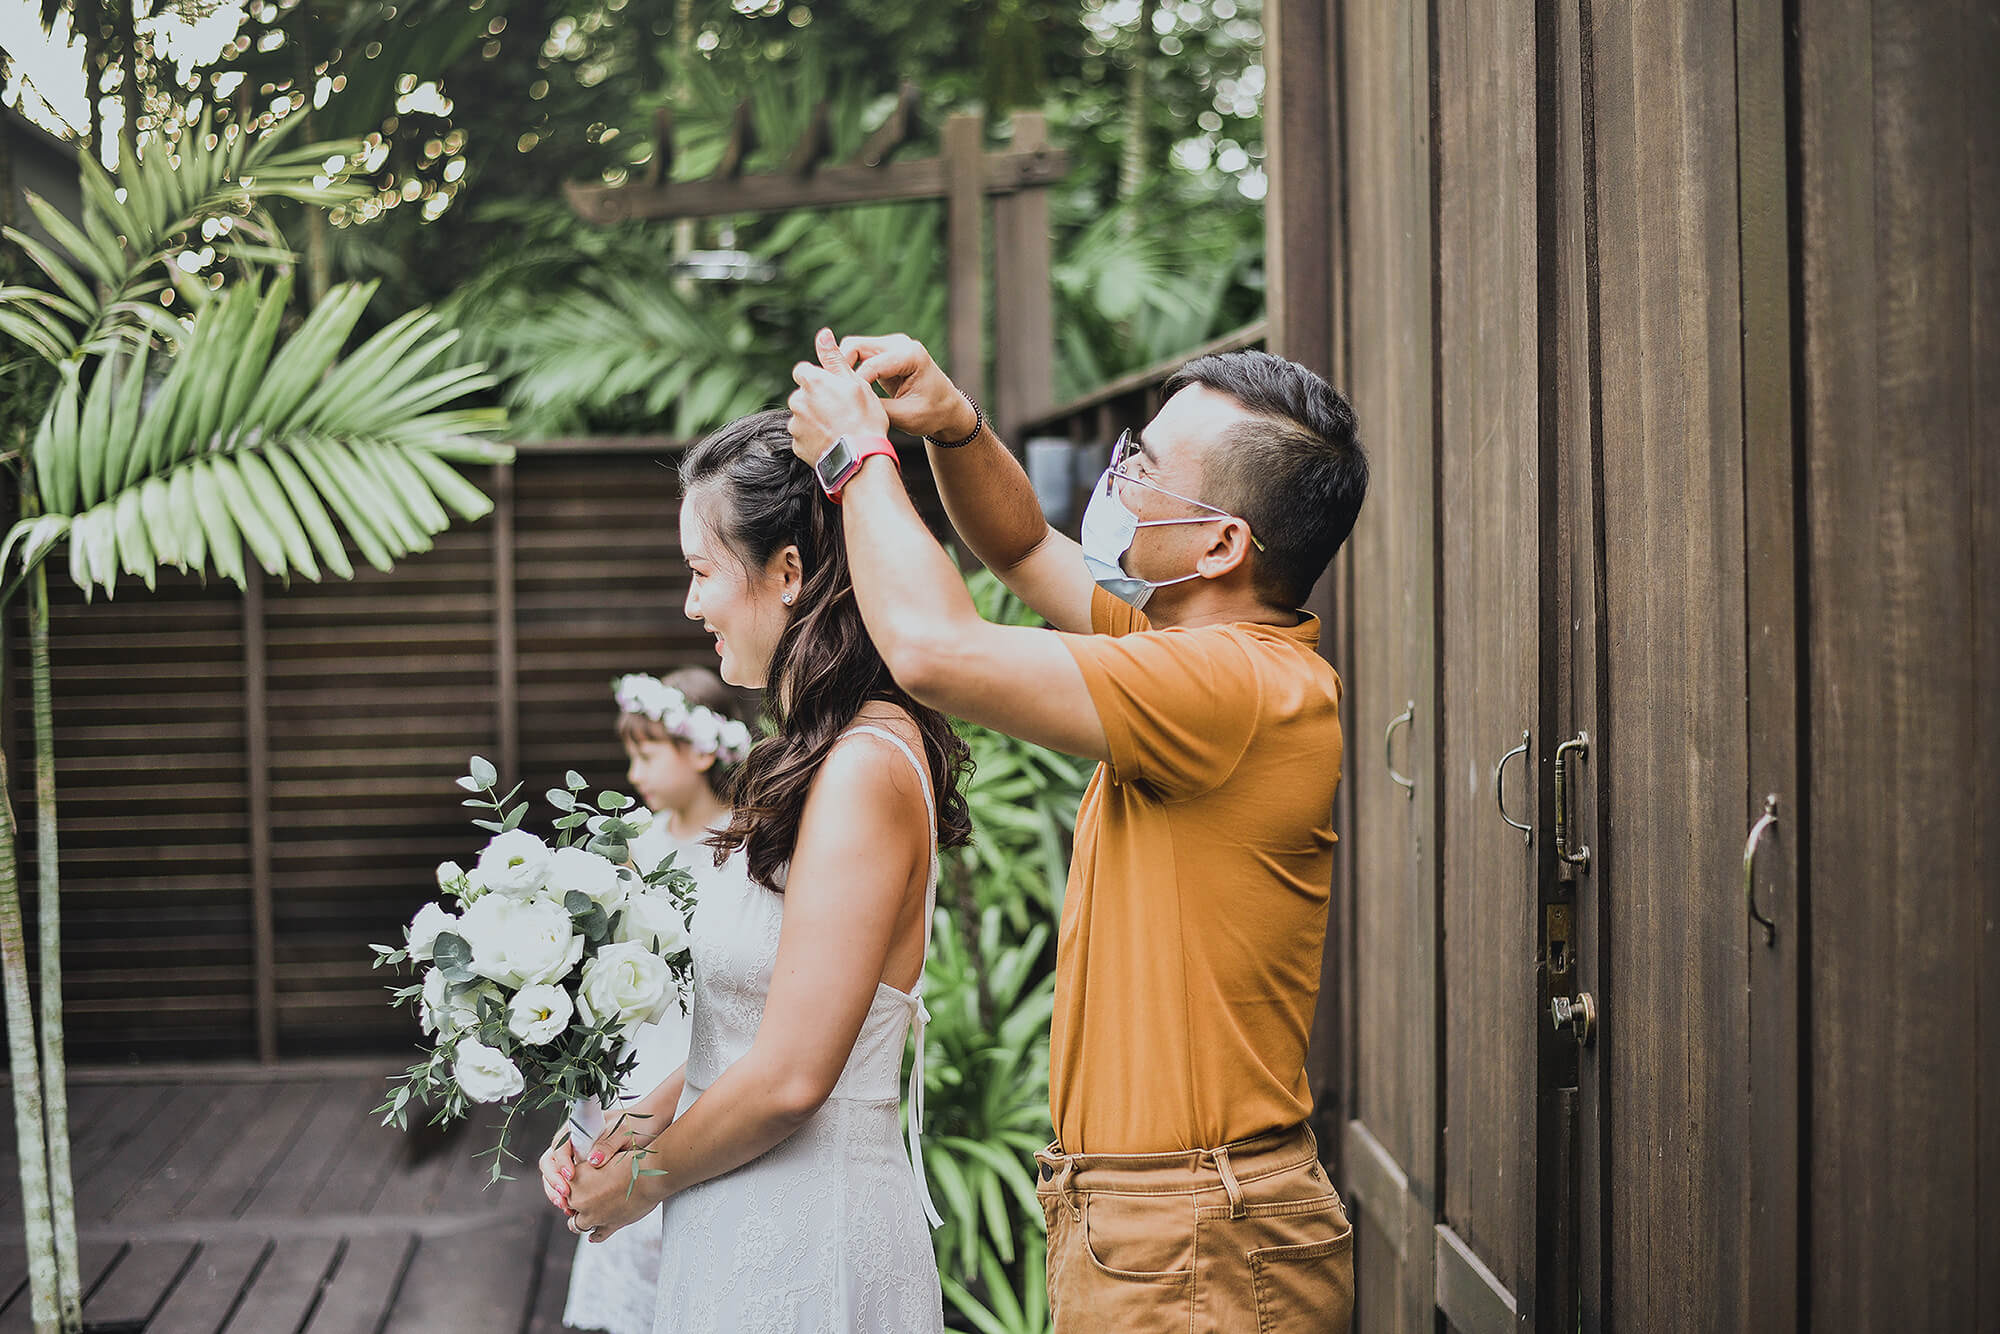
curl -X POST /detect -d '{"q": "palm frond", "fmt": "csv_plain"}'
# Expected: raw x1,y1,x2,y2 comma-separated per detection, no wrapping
1,113,370,366
5,277,510,601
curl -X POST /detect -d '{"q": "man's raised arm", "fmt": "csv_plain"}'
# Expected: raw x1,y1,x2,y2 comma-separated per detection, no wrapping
838,333,1097,634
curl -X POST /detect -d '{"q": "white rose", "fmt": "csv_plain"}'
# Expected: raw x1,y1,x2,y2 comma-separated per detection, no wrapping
577,942,676,1031
546,845,627,912
420,967,450,1036
421,970,498,1039
459,894,585,989
616,890,689,957
452,1038,525,1103
474,829,552,899
406,903,458,962
506,983,574,1046
719,720,752,761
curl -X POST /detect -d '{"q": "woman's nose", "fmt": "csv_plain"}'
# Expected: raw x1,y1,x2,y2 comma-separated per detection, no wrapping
683,585,701,621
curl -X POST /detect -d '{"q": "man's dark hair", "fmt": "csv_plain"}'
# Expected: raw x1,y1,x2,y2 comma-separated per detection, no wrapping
1161,350,1367,609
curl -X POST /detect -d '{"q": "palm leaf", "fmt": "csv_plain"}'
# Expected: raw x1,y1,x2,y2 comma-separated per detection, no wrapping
9,280,510,599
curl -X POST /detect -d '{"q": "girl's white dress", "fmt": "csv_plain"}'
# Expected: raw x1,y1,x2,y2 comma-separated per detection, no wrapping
563,817,738,1334
652,725,946,1334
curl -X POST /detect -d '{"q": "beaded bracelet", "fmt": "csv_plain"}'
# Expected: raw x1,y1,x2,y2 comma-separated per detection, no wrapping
924,394,983,449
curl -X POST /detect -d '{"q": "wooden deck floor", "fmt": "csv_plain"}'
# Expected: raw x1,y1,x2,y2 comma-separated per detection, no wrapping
0,1063,576,1334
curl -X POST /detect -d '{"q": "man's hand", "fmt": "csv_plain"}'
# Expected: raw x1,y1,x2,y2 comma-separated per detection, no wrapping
788,328,891,469
837,333,977,442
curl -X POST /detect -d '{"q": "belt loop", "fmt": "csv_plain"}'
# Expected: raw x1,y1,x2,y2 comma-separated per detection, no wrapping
1212,1145,1246,1219
1051,1154,1081,1221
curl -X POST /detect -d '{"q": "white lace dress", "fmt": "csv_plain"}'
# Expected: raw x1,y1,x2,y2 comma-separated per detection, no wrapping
652,725,946,1334
563,818,739,1334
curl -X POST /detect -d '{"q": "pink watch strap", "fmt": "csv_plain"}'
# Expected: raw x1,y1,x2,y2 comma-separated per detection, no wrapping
829,436,900,503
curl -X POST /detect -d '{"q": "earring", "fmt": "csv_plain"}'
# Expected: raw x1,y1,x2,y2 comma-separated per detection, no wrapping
782,590,795,606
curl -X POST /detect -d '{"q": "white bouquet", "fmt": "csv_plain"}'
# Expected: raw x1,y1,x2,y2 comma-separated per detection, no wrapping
373,756,697,1183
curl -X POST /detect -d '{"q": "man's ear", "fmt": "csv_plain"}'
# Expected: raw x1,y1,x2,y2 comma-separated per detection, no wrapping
1196,519,1257,580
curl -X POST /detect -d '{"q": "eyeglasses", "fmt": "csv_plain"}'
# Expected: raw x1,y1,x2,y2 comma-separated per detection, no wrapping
1106,429,1266,553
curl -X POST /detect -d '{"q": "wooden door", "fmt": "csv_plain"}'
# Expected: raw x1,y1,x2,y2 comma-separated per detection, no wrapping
1796,0,1998,1324
1574,0,1767,1327
1433,0,1546,1326
1337,2,1440,1330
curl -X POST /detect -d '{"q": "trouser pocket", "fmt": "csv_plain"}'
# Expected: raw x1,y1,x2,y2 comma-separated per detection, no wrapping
1195,1177,1353,1333
1046,1190,1195,1332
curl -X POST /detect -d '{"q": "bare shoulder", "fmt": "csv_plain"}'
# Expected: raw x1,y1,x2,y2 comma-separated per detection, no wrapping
811,704,930,812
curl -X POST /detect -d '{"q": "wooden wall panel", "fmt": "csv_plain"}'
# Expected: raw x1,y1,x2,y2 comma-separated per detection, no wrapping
1339,0,1439,1328
1798,0,1995,1325
513,454,709,808
262,525,500,1055
9,574,253,1061
1587,1,1755,1327
1434,0,1541,1308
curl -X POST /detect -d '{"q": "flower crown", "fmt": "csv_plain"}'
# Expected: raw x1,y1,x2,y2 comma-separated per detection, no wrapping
613,674,754,765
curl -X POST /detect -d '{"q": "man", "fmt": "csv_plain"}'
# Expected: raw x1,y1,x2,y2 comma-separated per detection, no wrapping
787,326,1366,1333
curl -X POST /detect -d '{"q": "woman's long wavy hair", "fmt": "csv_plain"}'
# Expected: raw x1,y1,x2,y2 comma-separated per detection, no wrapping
680,410,972,891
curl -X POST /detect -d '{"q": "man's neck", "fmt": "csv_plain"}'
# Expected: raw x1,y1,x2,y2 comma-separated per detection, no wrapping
1145,586,1303,631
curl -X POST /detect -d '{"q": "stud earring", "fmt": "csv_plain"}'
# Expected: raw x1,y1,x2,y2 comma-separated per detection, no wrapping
782,590,794,606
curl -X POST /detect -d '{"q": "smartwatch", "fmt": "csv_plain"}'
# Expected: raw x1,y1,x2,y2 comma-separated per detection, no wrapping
813,434,899,502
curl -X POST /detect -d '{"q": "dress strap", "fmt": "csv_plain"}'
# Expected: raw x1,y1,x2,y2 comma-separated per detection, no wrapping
837,722,944,1228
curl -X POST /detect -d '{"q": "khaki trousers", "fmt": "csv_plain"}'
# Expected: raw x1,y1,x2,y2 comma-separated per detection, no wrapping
1035,1124,1353,1333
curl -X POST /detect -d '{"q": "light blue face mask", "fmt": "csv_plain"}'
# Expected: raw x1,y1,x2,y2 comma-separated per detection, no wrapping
1078,467,1236,610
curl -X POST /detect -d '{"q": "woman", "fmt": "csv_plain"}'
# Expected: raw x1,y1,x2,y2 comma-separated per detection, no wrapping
560,666,753,1334
548,409,968,1334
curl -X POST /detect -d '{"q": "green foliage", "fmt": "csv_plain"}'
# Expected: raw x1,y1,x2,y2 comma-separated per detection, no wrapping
0,113,367,366
920,568,1086,1333
157,1,1265,437
0,119,509,604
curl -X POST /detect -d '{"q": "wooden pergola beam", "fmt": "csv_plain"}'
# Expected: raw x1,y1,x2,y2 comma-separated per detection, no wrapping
565,141,1069,225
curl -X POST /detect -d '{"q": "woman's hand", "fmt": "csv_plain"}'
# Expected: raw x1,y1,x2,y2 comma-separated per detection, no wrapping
564,1144,662,1241
540,1132,578,1215
788,328,892,471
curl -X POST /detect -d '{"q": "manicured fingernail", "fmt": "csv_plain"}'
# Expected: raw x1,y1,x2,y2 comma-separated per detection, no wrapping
588,1153,604,1166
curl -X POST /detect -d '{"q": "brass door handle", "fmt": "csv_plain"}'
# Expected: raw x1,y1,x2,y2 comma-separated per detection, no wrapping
1554,732,1591,871
1493,731,1532,844
1384,701,1416,799
1743,794,1779,945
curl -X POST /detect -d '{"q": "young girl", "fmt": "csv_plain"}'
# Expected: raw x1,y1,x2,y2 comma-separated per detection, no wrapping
546,409,970,1333
560,667,752,1334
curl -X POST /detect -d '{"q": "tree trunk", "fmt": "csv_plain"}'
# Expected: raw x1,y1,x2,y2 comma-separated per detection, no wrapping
29,563,81,1333
0,730,60,1334
81,0,105,166
1118,0,1156,216
112,0,139,151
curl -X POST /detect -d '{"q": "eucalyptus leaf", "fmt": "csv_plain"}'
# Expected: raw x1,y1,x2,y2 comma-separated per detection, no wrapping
468,755,498,787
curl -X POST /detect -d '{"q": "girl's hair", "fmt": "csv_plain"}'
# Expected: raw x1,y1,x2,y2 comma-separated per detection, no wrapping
678,409,971,889
615,666,752,792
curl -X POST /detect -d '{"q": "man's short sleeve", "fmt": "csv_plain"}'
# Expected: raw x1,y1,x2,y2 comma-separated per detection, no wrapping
1061,621,1260,801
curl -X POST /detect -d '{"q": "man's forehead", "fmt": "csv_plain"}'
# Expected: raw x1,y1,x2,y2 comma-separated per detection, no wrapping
1144,384,1245,466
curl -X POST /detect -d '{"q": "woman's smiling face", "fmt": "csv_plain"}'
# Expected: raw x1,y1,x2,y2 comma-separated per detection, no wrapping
679,483,797,689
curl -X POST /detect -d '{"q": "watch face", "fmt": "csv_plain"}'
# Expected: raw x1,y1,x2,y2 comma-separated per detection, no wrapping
816,436,855,490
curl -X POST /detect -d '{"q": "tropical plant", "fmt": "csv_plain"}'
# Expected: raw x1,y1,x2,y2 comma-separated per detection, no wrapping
918,569,1085,1334
0,120,509,1334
